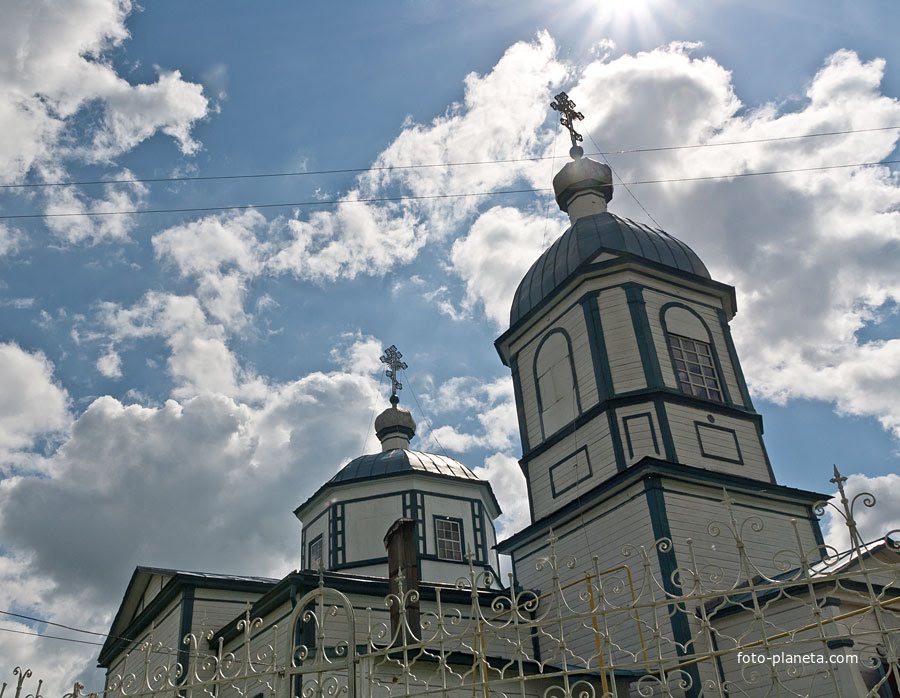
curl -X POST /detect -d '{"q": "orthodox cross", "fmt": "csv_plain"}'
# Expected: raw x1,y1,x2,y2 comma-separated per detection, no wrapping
380,345,407,405
550,91,585,157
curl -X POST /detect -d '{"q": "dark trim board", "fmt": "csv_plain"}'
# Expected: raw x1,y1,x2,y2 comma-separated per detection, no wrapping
548,446,593,498
694,421,744,465
653,398,677,461
471,500,488,563
716,307,754,410
644,477,702,697
329,503,346,568
98,572,274,667
580,294,614,401
497,457,828,554
519,387,760,463
509,355,531,453
754,419,777,484
495,256,737,360
621,412,659,461
623,283,664,389
607,408,627,472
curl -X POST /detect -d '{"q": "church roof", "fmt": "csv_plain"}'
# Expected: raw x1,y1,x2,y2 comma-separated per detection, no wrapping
329,448,480,484
510,212,710,326
295,448,499,521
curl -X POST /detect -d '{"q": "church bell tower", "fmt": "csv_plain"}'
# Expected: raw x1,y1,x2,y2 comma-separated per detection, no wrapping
495,93,826,686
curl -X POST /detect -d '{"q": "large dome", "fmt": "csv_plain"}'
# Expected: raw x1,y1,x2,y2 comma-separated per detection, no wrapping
510,212,710,325
328,448,480,485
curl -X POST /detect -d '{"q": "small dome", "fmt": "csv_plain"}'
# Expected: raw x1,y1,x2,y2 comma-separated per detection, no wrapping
329,449,480,485
510,212,710,326
374,404,416,446
552,156,613,210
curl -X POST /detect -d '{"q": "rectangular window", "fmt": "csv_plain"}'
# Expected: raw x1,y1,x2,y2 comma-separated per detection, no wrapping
435,518,463,562
669,334,724,402
308,535,323,570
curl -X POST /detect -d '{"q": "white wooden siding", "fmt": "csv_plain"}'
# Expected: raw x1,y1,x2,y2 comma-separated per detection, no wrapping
344,494,403,561
109,595,184,684
712,595,867,697
663,403,770,481
663,484,820,580
527,416,616,520
192,588,265,636
516,303,599,446
513,484,663,664
597,287,646,394
535,332,579,435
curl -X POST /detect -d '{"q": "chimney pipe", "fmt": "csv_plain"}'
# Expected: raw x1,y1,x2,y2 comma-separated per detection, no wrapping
383,517,420,644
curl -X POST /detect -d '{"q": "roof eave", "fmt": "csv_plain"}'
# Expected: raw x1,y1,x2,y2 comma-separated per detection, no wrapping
496,256,736,363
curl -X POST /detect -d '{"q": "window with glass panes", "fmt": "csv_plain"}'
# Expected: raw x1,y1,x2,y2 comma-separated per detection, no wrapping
668,334,723,401
308,536,323,569
435,518,463,561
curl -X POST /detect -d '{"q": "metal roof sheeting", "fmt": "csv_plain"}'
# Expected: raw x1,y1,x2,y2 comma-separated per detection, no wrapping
329,449,480,484
510,212,710,325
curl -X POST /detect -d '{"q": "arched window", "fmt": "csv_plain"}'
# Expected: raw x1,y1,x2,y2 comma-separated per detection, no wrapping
534,330,580,437
662,306,724,402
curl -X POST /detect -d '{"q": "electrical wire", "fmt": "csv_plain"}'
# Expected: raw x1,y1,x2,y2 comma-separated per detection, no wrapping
0,608,109,637
0,624,105,647
1,158,896,221
587,131,664,230
0,608,224,661
362,369,387,453
0,125,895,190
401,369,450,458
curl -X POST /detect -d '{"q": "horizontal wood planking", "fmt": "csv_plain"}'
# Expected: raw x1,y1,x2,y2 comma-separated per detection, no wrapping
662,487,820,580
663,403,769,480
597,287,646,394
617,402,662,465
516,303,598,445
527,417,616,520
513,485,662,662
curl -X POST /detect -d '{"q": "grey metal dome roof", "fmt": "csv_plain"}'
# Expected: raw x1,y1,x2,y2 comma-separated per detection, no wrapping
328,449,480,485
510,212,710,325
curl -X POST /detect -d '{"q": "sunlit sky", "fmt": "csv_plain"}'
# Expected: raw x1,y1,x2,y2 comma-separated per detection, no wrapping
0,0,898,686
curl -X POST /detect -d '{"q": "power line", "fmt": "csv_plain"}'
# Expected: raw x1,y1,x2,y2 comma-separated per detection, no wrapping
0,125,896,191
0,624,105,647
401,369,450,459
624,159,900,185
0,609,240,662
0,608,108,637
586,131,664,230
1,159,896,221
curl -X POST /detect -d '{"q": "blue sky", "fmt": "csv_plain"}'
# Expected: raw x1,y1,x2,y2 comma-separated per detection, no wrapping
0,0,899,686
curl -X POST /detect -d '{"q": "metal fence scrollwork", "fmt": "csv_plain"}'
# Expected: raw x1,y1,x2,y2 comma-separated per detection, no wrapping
5,467,900,698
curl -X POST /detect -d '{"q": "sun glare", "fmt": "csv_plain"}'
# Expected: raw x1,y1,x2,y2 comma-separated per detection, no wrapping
560,0,683,50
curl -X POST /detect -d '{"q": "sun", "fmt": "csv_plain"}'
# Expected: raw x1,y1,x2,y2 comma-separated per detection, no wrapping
555,0,685,51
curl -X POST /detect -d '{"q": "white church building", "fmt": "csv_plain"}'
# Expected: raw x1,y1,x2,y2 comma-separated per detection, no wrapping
98,95,899,698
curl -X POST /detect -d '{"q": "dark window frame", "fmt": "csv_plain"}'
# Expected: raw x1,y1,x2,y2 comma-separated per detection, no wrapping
308,534,324,570
433,516,464,562
667,333,724,402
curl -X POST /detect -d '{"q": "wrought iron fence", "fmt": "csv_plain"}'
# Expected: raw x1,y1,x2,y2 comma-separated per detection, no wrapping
4,467,899,698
